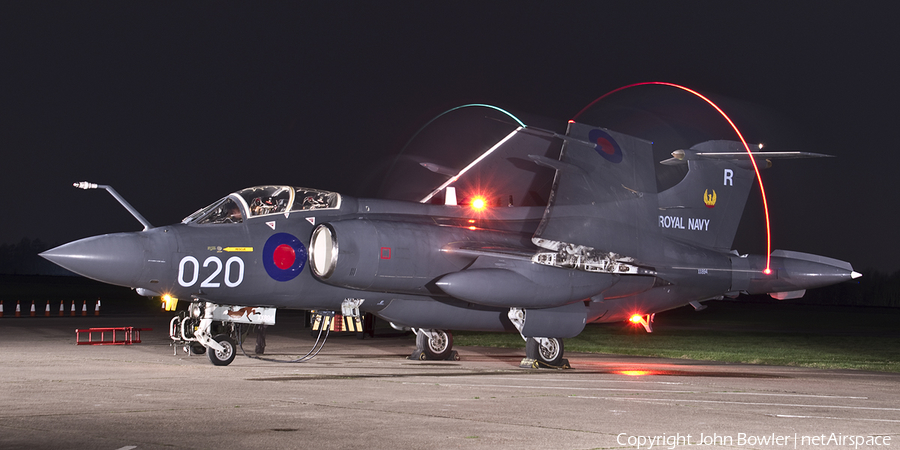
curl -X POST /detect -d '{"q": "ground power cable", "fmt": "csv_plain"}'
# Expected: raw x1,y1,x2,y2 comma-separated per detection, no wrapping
236,319,332,363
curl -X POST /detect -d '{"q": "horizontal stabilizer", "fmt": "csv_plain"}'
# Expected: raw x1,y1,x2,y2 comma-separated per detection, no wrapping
661,149,834,165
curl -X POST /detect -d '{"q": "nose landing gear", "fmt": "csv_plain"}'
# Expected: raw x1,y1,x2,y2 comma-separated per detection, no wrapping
169,302,276,366
207,334,237,366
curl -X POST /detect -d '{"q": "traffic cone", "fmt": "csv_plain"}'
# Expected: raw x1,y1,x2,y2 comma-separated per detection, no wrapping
59,301,65,316
94,299,100,316
45,301,50,317
81,301,87,316
0,301,4,317
70,302,76,316
16,300,21,317
30,301,36,317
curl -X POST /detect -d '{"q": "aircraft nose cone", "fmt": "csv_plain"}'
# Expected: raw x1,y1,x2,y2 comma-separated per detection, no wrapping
41,233,147,288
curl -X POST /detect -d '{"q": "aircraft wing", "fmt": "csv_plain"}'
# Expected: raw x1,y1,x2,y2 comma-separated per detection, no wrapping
531,123,660,260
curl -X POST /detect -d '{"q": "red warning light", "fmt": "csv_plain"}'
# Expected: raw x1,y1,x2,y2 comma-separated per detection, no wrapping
470,196,487,211
629,314,643,324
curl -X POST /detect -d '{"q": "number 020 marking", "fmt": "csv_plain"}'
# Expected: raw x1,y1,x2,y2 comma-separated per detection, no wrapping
178,255,244,288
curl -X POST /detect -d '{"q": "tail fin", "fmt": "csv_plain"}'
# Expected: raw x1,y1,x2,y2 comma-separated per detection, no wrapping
657,141,831,251
530,122,832,259
656,140,756,251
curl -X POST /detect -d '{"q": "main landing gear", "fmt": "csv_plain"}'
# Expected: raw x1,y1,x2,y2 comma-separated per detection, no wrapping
508,308,570,369
409,328,459,361
521,337,568,369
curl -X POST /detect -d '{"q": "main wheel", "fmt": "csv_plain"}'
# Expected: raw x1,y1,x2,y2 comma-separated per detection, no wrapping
416,329,453,360
526,337,564,366
207,334,236,366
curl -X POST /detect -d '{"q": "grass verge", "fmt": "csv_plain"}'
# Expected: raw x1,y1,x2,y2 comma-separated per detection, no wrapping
455,300,900,372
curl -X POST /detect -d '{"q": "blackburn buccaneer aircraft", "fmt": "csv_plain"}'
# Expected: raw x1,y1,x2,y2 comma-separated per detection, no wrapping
41,113,861,367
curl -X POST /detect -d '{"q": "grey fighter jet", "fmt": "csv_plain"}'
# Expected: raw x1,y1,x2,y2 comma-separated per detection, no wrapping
41,118,860,367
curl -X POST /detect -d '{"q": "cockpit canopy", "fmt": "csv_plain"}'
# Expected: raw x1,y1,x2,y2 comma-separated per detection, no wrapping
183,186,341,225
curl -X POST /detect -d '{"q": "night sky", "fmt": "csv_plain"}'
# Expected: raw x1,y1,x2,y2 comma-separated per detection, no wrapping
2,3,898,272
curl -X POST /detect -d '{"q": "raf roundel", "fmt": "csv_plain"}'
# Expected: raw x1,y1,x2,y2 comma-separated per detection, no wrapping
263,233,307,282
588,128,623,163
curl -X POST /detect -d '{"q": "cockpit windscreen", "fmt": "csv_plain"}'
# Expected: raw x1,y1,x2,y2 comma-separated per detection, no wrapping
183,186,340,225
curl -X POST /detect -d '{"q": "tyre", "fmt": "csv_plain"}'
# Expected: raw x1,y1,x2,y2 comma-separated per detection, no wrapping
207,334,236,366
526,337,564,366
416,329,453,360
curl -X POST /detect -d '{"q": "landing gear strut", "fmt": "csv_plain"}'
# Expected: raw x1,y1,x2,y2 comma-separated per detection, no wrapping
410,329,459,361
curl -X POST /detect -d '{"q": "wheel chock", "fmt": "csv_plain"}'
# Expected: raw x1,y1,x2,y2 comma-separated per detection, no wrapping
519,357,570,369
408,349,459,361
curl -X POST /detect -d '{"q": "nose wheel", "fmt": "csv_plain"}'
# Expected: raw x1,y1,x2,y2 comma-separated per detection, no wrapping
207,334,236,366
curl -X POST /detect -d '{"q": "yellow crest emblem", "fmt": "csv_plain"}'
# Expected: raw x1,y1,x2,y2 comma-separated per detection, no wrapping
703,189,717,208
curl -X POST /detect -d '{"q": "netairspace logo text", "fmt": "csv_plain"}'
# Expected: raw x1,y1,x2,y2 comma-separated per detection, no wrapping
617,432,892,449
